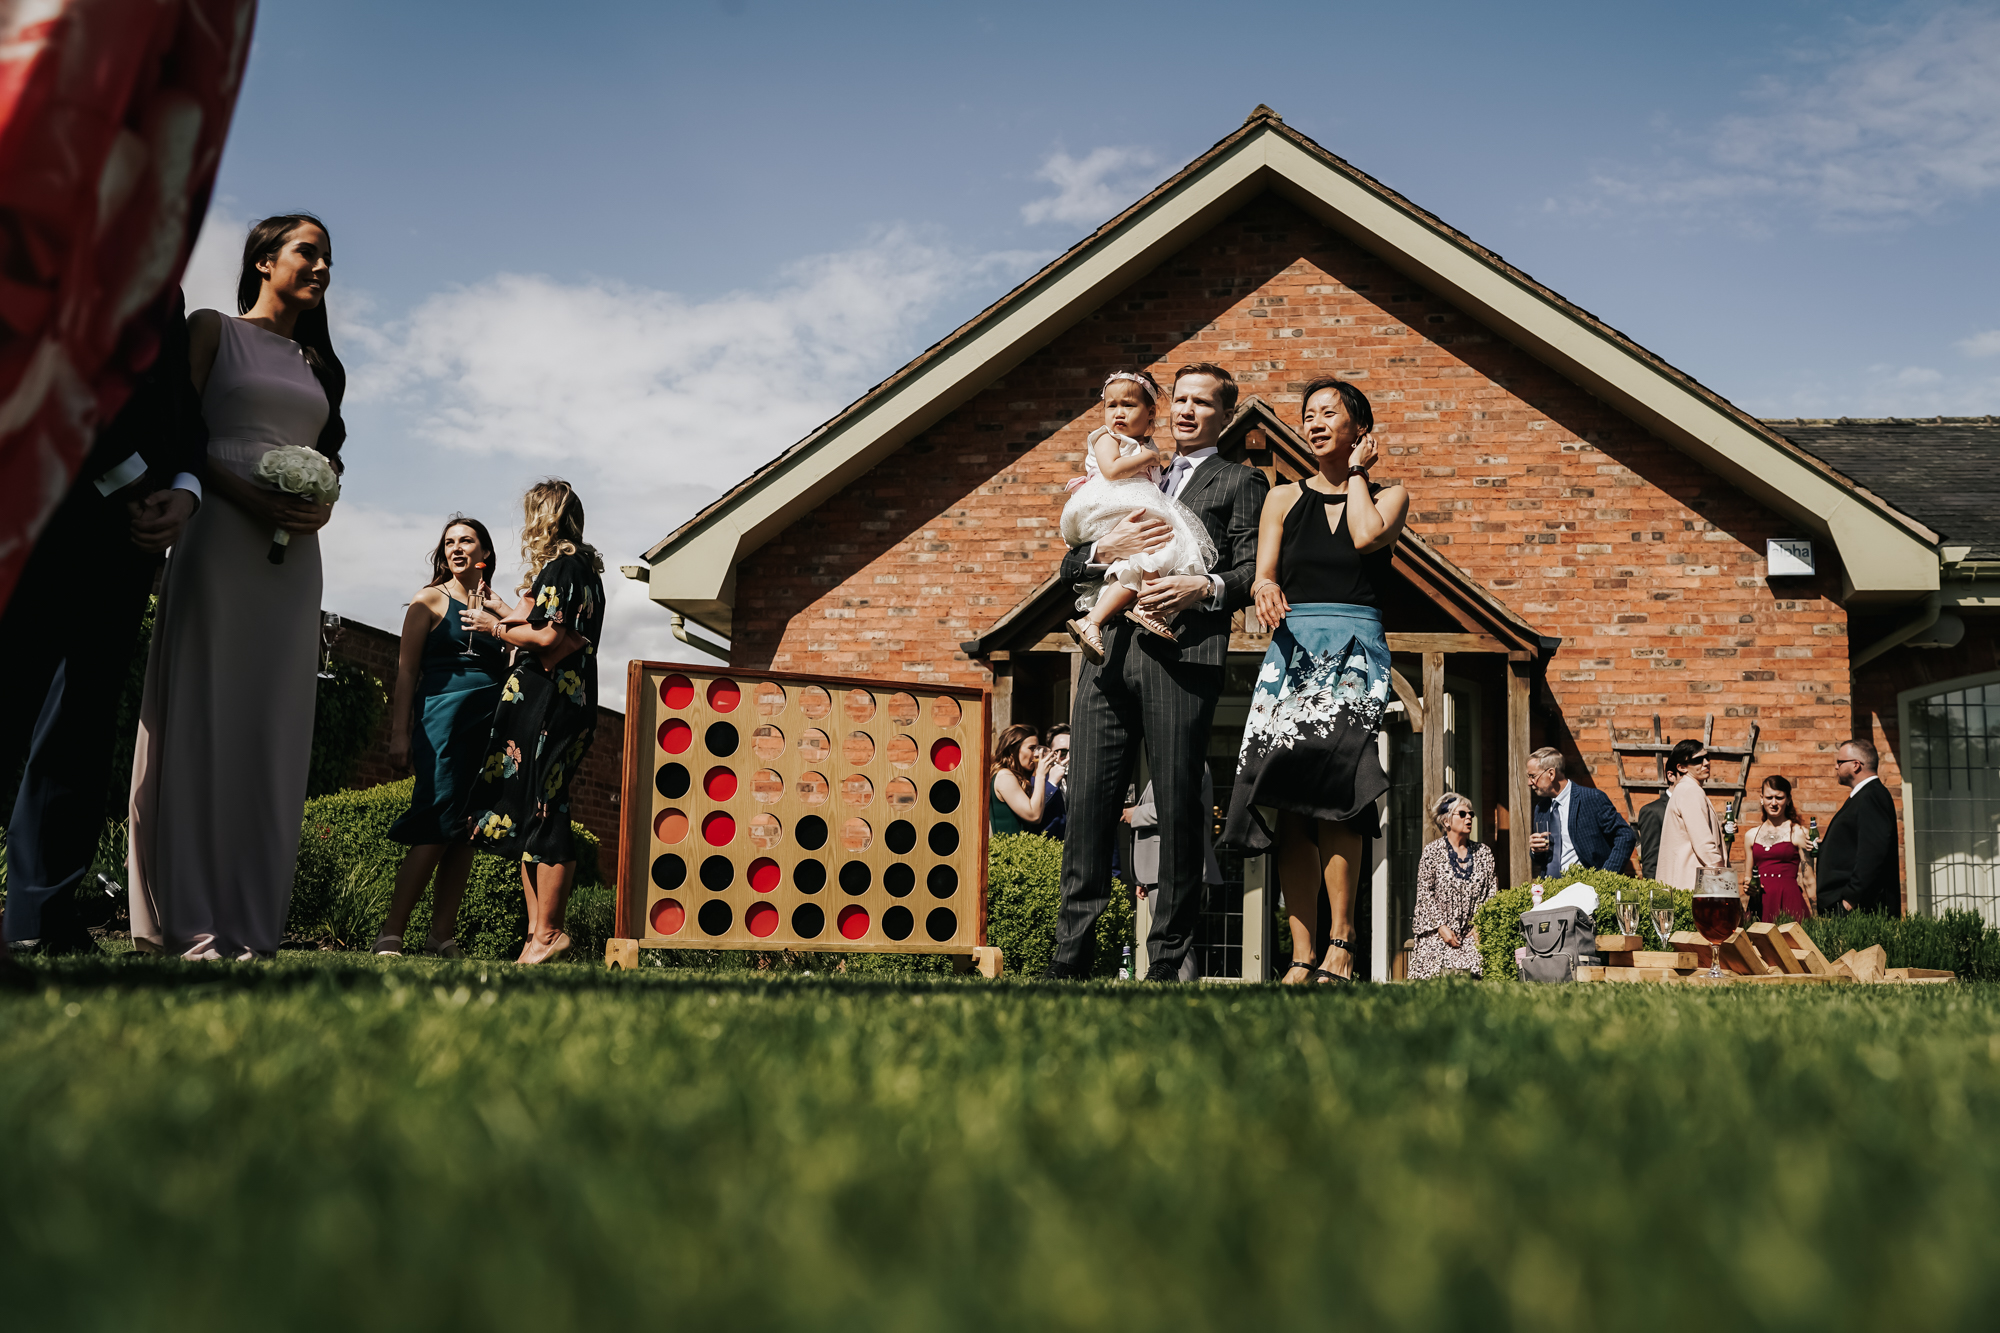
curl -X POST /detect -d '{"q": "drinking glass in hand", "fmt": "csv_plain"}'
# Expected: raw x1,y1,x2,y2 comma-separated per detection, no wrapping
1692,869,1742,979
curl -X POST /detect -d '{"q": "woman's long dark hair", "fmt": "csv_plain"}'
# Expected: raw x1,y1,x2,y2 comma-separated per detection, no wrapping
990,723,1041,785
425,514,497,590
238,213,347,469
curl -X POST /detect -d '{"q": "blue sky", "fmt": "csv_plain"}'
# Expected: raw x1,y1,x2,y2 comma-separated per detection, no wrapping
182,0,2000,705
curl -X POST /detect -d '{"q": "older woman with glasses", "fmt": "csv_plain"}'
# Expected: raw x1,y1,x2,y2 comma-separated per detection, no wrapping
1657,738,1724,894
1409,792,1496,980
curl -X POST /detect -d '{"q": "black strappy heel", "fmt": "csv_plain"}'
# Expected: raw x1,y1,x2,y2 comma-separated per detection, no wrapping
1311,937,1357,985
1277,956,1316,984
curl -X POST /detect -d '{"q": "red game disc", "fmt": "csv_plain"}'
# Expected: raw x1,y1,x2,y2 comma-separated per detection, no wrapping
707,678,741,712
930,738,962,771
659,719,692,753
837,905,870,940
649,898,685,936
660,674,695,708
748,857,781,892
746,903,779,937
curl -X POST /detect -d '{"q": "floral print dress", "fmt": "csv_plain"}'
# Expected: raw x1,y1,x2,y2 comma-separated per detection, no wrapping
466,552,604,864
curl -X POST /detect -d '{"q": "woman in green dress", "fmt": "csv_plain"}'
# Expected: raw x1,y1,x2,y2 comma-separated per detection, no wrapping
374,516,509,957
462,480,605,965
372,510,508,956
989,724,1059,835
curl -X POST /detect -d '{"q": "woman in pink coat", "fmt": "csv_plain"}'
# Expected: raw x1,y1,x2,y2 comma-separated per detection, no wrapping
1656,739,1723,892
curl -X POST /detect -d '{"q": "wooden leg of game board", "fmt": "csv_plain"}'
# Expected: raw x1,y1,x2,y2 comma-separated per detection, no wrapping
605,938,639,971
973,946,1003,978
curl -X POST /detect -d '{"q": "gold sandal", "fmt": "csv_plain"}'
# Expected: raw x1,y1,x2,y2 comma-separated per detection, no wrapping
1066,618,1106,664
1125,608,1178,641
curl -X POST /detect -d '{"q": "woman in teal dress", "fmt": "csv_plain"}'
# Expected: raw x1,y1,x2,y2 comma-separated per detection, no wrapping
462,480,605,965
374,516,509,957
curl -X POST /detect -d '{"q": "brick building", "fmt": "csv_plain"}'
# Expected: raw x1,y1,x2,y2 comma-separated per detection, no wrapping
634,108,2000,975
323,613,627,866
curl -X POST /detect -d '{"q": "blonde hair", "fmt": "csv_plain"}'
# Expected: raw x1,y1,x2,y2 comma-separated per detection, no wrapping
517,478,603,591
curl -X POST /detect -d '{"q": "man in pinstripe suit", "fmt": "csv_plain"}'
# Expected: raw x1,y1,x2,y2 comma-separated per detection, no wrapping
1048,364,1269,980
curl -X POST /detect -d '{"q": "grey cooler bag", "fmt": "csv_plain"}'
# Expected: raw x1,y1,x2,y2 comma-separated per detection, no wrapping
1519,905,1601,983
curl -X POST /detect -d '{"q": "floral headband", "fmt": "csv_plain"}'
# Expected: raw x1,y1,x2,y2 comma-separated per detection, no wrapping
1102,371,1158,401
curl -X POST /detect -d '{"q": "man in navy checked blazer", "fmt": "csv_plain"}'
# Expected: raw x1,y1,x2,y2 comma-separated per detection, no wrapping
1527,746,1637,878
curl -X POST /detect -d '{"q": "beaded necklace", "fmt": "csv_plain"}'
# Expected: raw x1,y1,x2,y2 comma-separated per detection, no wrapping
1445,840,1475,880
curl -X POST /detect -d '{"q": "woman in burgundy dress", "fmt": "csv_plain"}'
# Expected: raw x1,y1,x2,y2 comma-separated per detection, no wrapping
1748,775,1815,922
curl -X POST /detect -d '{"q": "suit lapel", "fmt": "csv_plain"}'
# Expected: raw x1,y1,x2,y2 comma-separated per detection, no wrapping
1173,454,1232,510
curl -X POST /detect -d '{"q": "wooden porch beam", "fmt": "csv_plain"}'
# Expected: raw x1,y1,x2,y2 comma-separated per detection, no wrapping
1507,660,1532,888
1422,652,1445,825
1387,632,1507,654
1388,668,1424,732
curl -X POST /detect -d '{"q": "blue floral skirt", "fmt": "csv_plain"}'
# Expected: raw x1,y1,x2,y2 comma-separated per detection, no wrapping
1221,603,1391,851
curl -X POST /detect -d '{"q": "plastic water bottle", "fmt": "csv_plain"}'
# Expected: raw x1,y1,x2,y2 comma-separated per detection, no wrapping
1118,943,1133,980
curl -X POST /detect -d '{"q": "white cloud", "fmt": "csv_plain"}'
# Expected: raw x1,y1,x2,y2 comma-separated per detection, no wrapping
1959,330,2000,358
181,201,247,315
1570,5,2000,228
1020,146,1159,227
325,228,1043,709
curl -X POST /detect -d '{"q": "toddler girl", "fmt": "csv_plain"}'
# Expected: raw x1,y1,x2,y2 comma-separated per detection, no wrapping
1059,369,1216,663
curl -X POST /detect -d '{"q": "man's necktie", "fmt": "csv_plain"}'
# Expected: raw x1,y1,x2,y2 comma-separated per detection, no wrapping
1162,456,1189,497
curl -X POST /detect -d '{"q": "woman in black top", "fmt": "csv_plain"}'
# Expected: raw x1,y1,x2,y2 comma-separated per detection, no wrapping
1221,379,1408,983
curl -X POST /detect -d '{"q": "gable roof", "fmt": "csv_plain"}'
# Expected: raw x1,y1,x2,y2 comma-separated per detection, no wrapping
1767,417,2000,562
640,106,1941,639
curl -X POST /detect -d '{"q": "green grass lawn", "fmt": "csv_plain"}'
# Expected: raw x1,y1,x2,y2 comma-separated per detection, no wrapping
4,956,1997,1331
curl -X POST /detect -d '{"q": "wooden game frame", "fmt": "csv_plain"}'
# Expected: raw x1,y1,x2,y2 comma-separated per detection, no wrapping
611,662,994,968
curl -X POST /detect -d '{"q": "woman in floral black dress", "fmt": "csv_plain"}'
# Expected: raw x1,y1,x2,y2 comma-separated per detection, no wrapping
462,479,605,964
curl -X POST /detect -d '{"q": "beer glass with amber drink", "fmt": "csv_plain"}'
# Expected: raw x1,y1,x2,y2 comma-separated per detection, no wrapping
1692,868,1742,979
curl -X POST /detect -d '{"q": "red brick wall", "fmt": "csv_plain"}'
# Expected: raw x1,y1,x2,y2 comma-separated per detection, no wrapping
325,614,626,872
732,194,1857,819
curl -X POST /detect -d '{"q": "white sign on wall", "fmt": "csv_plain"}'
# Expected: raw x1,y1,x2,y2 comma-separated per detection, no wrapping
1767,538,1815,577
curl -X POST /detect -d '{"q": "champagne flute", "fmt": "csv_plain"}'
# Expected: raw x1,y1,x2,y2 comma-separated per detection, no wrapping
1616,897,1640,939
461,561,490,659
1692,869,1742,979
1651,889,1676,950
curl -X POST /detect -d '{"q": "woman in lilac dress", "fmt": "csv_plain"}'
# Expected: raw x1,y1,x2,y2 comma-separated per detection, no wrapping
129,215,344,960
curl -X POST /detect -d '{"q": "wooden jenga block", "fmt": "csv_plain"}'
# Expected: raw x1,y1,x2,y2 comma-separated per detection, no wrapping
1576,966,1606,982
1722,931,1770,975
1827,958,1857,981
1748,923,1807,974
1669,931,1715,966
1778,922,1833,976
1631,951,1701,970
1596,934,1644,953
1604,967,1679,983
1835,945,1888,983
1885,967,1954,983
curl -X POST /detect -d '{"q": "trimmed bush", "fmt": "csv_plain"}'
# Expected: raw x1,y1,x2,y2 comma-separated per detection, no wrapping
1473,866,1688,980
986,832,1133,978
307,658,389,798
292,779,603,960
1803,909,2000,980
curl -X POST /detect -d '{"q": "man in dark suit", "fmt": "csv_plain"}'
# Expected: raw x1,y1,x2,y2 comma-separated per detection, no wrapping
1527,746,1636,877
1048,363,1267,980
1634,790,1670,879
1,291,206,957
1817,737,1900,916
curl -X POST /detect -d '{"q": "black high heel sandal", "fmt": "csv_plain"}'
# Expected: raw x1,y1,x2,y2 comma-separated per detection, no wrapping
1277,957,1316,984
1311,937,1357,985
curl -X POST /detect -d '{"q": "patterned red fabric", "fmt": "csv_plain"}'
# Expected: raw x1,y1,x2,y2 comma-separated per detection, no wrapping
0,0,256,614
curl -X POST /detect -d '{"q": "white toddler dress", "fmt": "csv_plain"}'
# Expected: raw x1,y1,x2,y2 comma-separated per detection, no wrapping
1058,427,1217,611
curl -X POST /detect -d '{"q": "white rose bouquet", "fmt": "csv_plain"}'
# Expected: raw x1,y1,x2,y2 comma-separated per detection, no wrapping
251,445,341,564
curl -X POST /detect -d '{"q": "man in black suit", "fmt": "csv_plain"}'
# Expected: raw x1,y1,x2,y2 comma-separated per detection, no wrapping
1,290,206,956
1047,363,1267,980
1634,790,1670,880
1526,747,1637,877
1816,737,1901,916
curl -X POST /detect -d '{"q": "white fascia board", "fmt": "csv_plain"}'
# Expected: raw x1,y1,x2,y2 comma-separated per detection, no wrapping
1256,135,1939,602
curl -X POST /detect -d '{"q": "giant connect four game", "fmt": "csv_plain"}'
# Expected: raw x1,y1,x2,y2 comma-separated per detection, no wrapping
611,664,992,966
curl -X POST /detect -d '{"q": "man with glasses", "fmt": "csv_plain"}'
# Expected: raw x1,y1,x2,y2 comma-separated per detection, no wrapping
1656,739,1724,893
1815,738,1900,916
1527,747,1636,878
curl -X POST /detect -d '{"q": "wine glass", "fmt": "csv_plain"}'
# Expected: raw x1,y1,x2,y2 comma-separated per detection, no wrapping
1651,889,1676,951
1692,869,1742,979
1616,897,1640,939
461,561,491,660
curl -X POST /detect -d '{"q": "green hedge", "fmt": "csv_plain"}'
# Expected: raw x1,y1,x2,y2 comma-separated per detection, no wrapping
1473,867,1688,981
985,832,1133,978
1803,909,2000,980
292,779,603,960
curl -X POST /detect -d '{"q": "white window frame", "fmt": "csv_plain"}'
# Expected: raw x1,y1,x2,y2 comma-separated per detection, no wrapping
1896,668,2000,918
